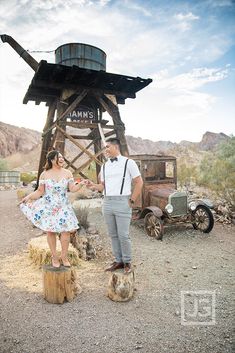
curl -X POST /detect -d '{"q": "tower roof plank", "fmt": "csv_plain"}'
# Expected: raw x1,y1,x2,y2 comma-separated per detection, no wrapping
23,60,152,105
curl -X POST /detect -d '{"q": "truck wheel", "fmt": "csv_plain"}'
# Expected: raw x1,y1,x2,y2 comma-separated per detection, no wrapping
144,212,163,240
192,205,214,233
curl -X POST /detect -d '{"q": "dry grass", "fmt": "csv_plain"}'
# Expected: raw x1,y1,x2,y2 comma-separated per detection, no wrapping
73,206,90,230
16,188,30,201
28,236,80,267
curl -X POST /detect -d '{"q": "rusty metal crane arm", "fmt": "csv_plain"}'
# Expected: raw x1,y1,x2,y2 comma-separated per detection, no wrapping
0,34,38,71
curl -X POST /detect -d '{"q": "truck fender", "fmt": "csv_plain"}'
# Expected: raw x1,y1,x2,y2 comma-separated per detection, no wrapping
193,199,214,209
139,206,163,219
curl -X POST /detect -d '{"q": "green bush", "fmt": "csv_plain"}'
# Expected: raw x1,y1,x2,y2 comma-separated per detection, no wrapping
20,172,37,184
0,158,8,171
177,159,198,187
198,136,235,207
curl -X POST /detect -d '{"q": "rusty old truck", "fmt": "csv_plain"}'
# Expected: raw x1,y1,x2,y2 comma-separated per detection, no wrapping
130,155,214,240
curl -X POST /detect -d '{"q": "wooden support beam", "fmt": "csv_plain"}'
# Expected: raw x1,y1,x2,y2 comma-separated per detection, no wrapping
104,130,116,138
75,148,105,174
42,89,89,137
95,94,129,156
65,140,96,169
70,135,93,140
54,101,67,154
93,128,104,180
36,100,57,186
65,121,114,130
55,125,103,166
63,156,77,171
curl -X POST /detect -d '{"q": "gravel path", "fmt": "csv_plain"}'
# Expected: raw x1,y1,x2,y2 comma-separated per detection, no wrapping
0,190,234,353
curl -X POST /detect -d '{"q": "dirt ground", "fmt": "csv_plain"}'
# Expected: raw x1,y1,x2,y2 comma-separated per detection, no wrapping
0,189,234,353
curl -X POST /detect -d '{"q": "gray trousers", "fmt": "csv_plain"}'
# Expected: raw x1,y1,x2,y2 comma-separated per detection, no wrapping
102,196,132,263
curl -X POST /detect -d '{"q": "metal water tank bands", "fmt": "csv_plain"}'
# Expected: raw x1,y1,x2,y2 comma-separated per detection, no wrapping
55,43,106,71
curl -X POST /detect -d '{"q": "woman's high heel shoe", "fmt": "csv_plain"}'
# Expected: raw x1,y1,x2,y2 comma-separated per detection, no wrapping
61,257,71,268
51,256,60,268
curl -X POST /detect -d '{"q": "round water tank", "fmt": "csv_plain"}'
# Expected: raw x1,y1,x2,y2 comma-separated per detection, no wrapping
55,43,106,71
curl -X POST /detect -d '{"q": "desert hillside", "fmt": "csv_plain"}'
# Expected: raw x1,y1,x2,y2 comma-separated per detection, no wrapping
0,121,230,171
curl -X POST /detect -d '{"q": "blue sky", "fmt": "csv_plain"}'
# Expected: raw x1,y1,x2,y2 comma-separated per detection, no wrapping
0,0,234,142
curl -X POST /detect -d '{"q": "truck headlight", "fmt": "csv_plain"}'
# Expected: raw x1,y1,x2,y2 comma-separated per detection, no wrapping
189,201,197,211
165,204,173,214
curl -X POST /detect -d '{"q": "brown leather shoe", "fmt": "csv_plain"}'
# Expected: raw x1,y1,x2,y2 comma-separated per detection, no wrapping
124,263,131,274
105,261,124,272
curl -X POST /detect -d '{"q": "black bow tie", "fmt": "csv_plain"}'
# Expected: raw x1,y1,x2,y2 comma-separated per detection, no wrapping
110,157,118,162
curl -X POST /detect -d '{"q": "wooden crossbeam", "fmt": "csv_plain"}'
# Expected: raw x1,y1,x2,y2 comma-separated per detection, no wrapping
95,94,129,156
55,125,103,166
65,140,96,169
98,123,106,147
66,121,115,130
69,135,93,140
42,89,89,137
104,130,116,138
75,148,105,173
63,156,77,171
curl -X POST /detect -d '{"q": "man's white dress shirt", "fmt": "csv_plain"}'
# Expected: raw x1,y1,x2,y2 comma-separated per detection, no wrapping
100,155,140,196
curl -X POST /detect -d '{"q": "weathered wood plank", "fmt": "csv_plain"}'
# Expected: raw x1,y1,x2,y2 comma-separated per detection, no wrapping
42,89,89,137
55,125,103,166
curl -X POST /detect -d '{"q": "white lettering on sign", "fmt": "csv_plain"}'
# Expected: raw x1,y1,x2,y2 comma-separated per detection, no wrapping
67,106,95,121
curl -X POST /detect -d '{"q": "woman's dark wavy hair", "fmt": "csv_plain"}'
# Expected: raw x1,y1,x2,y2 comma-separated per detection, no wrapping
44,150,60,170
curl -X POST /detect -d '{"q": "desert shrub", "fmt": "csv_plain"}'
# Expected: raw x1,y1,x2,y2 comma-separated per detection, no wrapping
73,206,90,229
20,172,37,184
0,158,8,171
177,159,198,187
198,136,235,206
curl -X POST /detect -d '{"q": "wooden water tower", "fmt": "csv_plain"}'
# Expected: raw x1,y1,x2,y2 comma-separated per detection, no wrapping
1,35,152,181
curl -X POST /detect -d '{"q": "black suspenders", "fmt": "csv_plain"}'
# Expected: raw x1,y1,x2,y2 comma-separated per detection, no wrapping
103,158,129,195
120,159,129,195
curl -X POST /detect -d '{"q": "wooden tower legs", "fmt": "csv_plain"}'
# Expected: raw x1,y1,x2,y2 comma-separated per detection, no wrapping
37,92,129,182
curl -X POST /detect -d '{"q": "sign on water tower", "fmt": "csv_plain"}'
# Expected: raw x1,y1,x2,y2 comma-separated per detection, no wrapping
66,105,97,121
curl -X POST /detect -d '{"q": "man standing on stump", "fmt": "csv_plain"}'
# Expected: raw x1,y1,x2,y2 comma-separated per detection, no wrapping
85,138,143,274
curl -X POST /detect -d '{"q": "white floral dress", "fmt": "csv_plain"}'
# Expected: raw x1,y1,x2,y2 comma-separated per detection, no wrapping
20,178,79,233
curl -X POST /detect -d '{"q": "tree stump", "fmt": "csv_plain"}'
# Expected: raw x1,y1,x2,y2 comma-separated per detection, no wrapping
43,265,79,304
107,270,135,302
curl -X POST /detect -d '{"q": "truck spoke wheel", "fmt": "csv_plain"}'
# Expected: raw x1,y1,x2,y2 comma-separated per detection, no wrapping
192,205,214,233
144,213,163,239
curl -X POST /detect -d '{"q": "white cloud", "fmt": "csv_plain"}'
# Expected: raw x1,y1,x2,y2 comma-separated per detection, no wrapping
174,12,199,21
122,0,152,17
154,67,229,90
174,11,199,31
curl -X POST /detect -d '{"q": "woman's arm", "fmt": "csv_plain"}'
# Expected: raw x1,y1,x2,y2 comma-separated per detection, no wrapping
67,171,85,193
83,179,104,192
21,182,45,203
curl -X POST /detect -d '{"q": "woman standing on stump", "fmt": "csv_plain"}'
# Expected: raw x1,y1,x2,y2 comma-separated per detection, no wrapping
20,150,83,268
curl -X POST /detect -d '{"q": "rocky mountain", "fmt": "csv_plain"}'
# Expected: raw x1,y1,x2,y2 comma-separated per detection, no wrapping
0,121,41,158
127,131,230,155
198,131,229,151
0,121,231,171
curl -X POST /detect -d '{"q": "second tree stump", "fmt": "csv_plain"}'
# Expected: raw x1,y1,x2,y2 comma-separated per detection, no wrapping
107,270,135,302
43,265,79,304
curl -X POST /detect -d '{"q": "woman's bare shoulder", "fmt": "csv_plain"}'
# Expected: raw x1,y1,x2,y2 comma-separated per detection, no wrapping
63,168,73,178
39,170,47,179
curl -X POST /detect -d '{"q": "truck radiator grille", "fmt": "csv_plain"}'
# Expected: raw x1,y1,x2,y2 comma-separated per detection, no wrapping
169,193,187,216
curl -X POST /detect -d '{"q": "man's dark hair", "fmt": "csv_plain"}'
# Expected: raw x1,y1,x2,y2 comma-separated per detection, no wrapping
106,137,121,147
